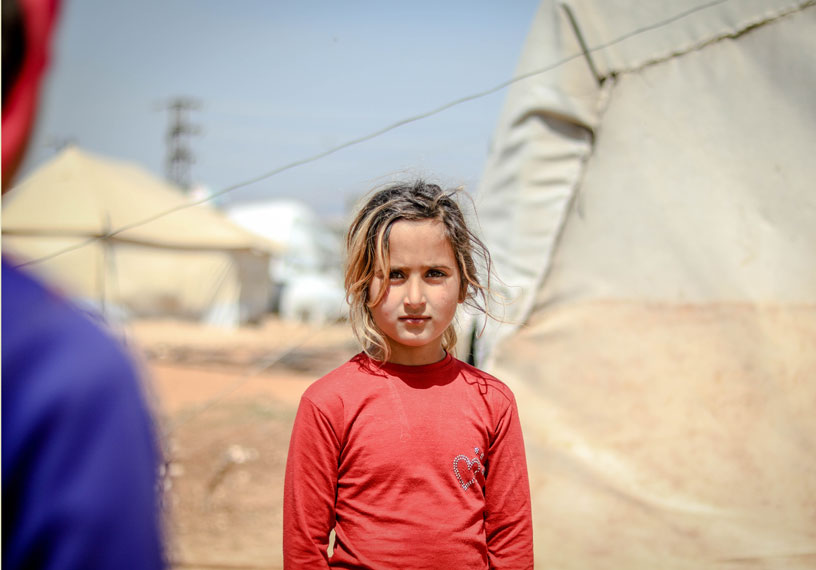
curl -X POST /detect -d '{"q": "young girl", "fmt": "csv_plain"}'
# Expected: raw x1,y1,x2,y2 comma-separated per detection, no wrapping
283,181,533,569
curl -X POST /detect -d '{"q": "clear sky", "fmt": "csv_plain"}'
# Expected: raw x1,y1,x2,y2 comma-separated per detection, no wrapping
21,0,541,220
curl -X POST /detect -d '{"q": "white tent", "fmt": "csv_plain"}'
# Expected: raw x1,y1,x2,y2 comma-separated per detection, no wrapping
474,1,816,568
2,147,280,327
226,199,346,324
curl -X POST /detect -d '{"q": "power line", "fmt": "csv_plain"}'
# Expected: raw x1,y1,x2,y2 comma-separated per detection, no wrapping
15,0,744,269
14,59,579,269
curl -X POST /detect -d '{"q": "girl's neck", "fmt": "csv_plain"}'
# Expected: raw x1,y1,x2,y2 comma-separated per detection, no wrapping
386,343,447,366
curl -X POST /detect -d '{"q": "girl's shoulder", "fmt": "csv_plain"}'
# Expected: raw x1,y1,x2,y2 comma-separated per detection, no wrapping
301,352,379,402
452,357,518,406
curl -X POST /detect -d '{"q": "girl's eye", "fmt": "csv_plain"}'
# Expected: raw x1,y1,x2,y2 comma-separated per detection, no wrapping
426,269,446,278
389,270,405,280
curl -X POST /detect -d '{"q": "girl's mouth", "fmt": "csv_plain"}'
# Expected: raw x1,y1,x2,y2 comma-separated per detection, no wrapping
400,316,429,325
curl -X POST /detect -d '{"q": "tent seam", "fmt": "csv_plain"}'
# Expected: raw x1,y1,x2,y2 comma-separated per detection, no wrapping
599,0,816,81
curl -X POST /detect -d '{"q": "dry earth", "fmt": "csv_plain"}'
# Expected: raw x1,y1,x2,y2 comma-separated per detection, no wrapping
127,317,359,570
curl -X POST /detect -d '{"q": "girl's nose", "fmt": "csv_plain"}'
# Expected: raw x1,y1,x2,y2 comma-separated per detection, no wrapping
405,277,425,306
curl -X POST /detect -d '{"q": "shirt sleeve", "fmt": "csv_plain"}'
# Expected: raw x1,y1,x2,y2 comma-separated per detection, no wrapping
484,392,534,569
283,395,341,569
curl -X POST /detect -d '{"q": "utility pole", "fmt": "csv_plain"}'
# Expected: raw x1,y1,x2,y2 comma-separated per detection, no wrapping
160,97,201,191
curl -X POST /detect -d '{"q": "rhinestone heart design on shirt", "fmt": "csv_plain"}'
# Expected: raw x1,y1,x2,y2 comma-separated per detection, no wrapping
453,447,486,490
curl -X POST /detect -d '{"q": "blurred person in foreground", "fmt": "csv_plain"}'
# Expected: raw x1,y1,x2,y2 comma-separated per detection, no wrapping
2,0,165,567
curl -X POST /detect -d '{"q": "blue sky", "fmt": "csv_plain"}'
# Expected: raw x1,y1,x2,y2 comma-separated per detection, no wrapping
22,1,540,219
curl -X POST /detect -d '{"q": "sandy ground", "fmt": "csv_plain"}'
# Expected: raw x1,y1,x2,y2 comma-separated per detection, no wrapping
126,317,359,570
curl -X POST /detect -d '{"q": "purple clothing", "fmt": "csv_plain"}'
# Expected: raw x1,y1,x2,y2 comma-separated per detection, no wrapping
2,258,165,569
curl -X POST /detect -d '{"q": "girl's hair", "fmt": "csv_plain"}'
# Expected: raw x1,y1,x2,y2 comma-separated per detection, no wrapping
345,180,492,362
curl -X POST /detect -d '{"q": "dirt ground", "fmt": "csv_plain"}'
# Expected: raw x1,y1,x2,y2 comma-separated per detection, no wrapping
127,317,359,570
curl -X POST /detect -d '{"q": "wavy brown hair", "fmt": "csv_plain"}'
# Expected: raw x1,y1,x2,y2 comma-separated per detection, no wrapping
345,180,493,362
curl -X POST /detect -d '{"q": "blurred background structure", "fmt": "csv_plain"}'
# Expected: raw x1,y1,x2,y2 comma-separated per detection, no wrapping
3,146,278,327
3,1,815,569
225,199,346,325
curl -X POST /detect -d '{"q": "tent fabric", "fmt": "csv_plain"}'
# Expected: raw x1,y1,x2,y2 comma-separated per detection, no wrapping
2,147,276,326
3,146,278,251
474,1,816,568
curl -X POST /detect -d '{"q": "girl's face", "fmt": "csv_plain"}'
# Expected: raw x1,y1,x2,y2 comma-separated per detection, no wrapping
368,218,462,365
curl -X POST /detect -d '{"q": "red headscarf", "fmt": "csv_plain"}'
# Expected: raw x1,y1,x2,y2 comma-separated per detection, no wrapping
2,0,60,189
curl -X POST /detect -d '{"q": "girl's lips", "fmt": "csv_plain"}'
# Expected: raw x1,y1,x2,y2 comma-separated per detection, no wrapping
400,316,430,324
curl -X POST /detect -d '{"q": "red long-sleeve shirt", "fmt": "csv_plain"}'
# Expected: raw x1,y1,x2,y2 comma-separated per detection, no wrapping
283,352,533,569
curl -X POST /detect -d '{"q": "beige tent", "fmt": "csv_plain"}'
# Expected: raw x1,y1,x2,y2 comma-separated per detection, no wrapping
2,146,281,327
474,1,816,568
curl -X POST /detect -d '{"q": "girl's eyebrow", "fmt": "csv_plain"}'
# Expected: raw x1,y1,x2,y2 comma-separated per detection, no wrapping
389,263,455,271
